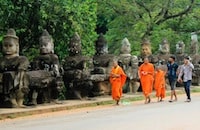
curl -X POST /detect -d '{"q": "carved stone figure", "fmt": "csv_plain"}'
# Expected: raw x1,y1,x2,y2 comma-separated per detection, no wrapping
63,32,93,99
28,30,63,105
174,41,187,87
157,38,171,65
0,29,29,108
118,38,139,93
175,41,187,65
189,33,200,85
190,33,200,64
90,34,114,96
138,39,158,65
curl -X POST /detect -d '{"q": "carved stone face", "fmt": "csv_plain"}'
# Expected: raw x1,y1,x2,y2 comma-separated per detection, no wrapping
176,42,185,54
40,39,53,54
69,32,82,56
2,38,19,56
159,42,169,54
95,43,108,55
120,38,131,54
141,45,151,56
95,34,108,55
69,42,82,56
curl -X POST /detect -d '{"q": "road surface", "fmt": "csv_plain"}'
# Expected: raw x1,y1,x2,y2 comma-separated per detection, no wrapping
1,94,200,130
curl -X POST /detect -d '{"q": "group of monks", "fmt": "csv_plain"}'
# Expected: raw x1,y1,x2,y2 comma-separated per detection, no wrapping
110,57,166,105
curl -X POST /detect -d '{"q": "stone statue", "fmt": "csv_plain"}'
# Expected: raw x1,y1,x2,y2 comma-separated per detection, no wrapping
157,38,171,65
90,34,114,96
175,41,186,65
63,32,93,99
138,39,158,65
0,29,29,108
28,30,63,105
118,38,139,93
190,33,200,64
189,33,200,85
175,41,187,87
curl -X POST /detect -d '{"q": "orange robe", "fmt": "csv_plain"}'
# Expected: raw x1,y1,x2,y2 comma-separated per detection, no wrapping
109,65,127,101
154,69,166,98
139,63,154,97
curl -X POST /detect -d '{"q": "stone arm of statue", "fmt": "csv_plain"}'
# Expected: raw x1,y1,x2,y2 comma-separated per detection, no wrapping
130,56,139,80
131,56,138,69
15,56,30,94
52,64,60,77
30,57,42,70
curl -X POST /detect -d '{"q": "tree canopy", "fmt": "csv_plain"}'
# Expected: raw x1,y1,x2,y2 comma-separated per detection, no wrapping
97,0,200,55
0,0,97,60
0,0,200,60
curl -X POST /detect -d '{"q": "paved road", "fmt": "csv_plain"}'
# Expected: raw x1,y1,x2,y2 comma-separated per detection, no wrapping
1,94,200,130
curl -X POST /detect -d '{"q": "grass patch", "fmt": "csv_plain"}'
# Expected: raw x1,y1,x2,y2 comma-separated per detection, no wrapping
191,87,200,93
6,115,17,119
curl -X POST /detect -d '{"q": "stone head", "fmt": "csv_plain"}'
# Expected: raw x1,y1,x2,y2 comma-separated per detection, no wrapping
176,41,185,54
39,30,54,54
95,33,108,55
141,39,152,57
68,32,82,56
2,28,19,57
159,38,170,54
120,38,131,54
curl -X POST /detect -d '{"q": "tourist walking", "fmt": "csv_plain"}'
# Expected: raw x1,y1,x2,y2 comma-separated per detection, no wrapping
178,56,194,102
167,56,179,102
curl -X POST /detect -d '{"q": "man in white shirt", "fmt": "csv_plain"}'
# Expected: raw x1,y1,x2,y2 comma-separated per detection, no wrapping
178,56,194,102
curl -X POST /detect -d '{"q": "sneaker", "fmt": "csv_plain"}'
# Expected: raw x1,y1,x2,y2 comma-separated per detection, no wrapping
185,99,191,102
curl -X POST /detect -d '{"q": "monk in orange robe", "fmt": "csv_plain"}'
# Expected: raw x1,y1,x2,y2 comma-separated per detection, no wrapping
138,57,154,104
154,66,166,102
110,60,127,105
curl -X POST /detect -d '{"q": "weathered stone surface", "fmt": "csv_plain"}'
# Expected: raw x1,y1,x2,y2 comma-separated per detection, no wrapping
157,38,171,65
63,32,93,99
118,38,139,93
90,34,114,96
28,30,63,105
175,41,186,65
138,39,158,65
189,33,200,85
0,29,29,108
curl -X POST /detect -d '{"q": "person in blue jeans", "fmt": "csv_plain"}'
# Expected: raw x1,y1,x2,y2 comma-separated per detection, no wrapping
178,56,194,102
167,56,179,102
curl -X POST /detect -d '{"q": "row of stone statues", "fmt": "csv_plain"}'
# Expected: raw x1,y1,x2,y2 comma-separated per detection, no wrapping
0,29,64,108
0,28,199,108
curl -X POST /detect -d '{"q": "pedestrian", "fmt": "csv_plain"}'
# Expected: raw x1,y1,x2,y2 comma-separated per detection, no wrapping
109,59,127,105
178,56,194,102
138,57,154,104
167,56,179,102
154,66,166,102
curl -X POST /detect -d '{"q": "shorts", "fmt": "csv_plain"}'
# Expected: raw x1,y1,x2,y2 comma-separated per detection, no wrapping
168,79,177,90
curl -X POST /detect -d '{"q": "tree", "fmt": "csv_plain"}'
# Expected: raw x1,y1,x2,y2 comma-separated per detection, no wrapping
0,0,97,60
97,0,200,55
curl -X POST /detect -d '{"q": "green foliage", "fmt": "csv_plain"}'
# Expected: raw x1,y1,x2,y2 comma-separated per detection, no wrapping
97,0,200,55
0,0,97,61
1,0,200,60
